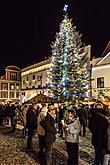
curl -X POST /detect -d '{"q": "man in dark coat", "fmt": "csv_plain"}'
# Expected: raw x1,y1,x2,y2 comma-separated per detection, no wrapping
77,104,88,137
9,104,17,132
88,103,109,165
44,105,57,165
4,103,11,125
0,104,3,126
58,105,66,139
26,102,38,150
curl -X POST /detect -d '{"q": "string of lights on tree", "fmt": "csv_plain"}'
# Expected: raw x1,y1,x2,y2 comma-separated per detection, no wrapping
47,4,90,104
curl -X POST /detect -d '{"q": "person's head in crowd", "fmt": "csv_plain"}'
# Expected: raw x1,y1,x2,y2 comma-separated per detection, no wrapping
90,103,95,108
41,102,46,108
32,102,38,110
68,109,76,120
11,104,16,110
24,104,28,108
95,103,103,109
73,105,77,111
81,104,85,108
95,103,108,116
49,105,56,117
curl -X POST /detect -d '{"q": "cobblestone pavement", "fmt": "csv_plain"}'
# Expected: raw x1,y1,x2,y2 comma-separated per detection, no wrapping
0,125,95,165
54,129,94,165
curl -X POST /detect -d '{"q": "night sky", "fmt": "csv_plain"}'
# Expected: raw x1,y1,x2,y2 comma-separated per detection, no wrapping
0,0,110,75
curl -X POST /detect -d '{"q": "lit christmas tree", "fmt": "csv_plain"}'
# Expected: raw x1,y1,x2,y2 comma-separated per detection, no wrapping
48,5,90,104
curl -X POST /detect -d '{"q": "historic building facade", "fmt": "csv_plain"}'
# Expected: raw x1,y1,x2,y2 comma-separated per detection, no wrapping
0,66,21,103
91,51,110,100
21,59,52,102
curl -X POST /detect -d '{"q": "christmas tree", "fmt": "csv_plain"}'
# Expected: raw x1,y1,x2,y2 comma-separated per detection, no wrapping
48,5,90,104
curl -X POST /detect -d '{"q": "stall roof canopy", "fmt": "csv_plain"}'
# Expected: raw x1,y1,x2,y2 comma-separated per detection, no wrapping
24,94,62,104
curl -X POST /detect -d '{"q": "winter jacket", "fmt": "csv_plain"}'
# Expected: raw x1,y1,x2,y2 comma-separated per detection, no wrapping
107,121,110,152
45,112,57,144
77,108,88,126
26,107,37,130
65,116,81,143
89,112,109,148
37,109,47,136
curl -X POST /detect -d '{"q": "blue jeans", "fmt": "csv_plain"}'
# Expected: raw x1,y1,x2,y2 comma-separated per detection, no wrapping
94,146,109,165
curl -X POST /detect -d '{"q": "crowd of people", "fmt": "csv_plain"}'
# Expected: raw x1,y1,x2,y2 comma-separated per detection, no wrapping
0,100,110,165
24,101,110,165
0,102,20,132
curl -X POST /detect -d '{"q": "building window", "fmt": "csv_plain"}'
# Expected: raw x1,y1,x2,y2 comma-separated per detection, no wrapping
10,72,17,80
97,77,104,88
1,91,8,98
22,92,25,96
29,82,31,86
1,83,8,90
37,76,42,81
10,92,15,98
23,80,25,85
16,92,19,98
10,84,15,90
16,84,19,90
33,75,35,80
38,85,41,88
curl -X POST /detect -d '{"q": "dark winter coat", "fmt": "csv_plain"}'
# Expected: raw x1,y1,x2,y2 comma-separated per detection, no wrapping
77,107,88,126
26,107,37,130
0,105,3,125
9,104,17,118
4,104,11,118
45,112,57,144
89,112,109,148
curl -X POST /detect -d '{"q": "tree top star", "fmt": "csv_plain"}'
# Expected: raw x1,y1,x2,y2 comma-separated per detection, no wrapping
63,4,68,12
